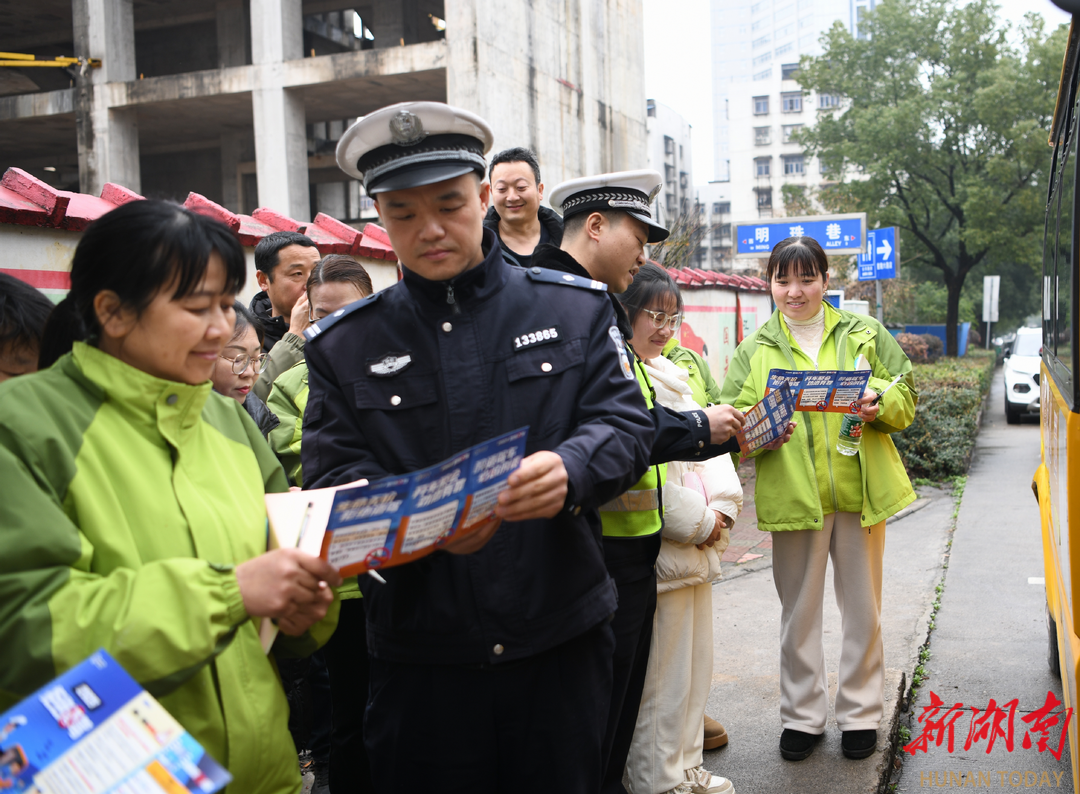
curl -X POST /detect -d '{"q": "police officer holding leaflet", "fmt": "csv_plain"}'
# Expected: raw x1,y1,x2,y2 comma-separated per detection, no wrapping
301,102,655,793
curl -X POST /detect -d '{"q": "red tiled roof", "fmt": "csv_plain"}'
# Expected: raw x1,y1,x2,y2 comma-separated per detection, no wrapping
0,167,398,262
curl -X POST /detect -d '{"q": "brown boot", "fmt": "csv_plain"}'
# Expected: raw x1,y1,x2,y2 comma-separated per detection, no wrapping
704,715,729,749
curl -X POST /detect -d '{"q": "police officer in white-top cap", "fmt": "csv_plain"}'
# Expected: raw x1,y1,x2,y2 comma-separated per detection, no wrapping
535,169,762,794
303,101,656,793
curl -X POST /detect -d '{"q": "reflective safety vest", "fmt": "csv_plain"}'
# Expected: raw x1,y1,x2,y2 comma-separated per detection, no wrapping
600,352,666,538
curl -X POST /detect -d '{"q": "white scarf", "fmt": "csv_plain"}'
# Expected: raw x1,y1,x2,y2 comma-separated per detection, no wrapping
641,355,700,413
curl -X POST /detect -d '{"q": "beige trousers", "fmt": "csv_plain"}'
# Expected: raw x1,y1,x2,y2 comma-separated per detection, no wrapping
624,581,713,794
771,511,886,733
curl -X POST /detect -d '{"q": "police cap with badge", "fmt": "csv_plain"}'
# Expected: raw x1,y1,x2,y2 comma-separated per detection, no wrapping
549,170,671,243
336,101,495,194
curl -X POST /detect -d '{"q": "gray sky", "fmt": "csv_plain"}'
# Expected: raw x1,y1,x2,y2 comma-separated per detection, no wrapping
643,0,1073,186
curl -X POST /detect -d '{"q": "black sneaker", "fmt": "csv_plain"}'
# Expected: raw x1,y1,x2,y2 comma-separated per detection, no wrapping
841,729,878,759
780,728,820,761
312,760,331,794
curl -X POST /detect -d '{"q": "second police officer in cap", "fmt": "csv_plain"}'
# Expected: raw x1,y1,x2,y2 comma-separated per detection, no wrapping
301,101,654,792
534,172,794,794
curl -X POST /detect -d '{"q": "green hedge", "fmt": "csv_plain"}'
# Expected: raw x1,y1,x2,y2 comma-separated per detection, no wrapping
893,349,996,480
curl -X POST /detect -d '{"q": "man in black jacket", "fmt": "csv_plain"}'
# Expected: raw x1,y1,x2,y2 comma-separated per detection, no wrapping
249,231,320,400
303,101,656,794
483,147,563,269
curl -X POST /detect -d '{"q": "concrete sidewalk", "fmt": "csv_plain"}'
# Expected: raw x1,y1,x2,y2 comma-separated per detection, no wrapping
891,372,1071,791
700,421,958,792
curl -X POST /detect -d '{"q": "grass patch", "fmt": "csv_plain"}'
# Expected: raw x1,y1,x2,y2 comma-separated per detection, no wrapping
894,349,996,480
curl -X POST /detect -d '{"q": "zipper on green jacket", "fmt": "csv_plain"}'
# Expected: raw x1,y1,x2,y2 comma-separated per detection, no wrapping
773,330,829,517
821,320,854,514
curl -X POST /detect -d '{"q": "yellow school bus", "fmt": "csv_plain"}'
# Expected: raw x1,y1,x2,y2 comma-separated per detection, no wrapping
1039,16,1080,789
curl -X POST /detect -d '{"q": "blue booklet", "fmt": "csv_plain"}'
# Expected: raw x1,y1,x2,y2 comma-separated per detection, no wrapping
265,427,530,578
737,381,797,454
0,649,230,793
766,368,872,413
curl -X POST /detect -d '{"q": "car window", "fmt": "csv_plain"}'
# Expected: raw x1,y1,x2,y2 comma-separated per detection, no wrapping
1014,332,1043,357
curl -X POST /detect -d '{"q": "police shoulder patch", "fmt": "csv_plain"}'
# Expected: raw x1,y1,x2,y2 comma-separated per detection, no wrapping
304,292,382,342
525,266,608,293
609,326,635,380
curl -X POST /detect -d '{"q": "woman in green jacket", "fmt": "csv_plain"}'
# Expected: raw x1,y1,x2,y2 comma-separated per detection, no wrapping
719,236,917,762
0,200,341,793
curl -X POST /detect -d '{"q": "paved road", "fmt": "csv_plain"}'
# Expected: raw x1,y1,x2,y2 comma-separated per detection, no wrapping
700,367,1058,794
893,372,1071,792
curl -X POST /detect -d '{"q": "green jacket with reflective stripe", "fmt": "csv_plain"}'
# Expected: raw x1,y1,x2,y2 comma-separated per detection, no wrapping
0,342,336,794
719,305,918,530
601,357,667,538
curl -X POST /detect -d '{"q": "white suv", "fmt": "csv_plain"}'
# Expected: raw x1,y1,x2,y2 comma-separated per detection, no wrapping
1004,326,1042,424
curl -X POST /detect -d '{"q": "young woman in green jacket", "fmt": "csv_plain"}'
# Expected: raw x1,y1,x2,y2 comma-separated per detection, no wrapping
719,236,917,762
0,201,341,794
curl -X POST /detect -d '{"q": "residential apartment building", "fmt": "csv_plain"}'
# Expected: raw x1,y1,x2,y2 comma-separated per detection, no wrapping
694,180,734,271
710,0,871,222
645,98,693,226
0,0,647,224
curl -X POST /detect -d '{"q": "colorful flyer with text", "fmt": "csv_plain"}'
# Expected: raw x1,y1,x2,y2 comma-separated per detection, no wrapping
766,368,871,413
318,426,529,577
737,381,796,454
0,649,230,794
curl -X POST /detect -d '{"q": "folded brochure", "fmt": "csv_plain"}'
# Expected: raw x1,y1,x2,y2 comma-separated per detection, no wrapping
765,368,871,414
264,426,530,580
737,382,796,454
0,649,230,794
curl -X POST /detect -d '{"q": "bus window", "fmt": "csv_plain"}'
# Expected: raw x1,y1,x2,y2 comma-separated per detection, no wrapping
1058,117,1075,373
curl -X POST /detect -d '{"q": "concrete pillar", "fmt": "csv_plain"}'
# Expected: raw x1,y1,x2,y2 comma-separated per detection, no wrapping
216,0,248,68
250,0,309,220
251,0,303,63
72,0,141,194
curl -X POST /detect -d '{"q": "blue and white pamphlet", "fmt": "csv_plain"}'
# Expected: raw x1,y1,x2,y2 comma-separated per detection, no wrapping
0,649,230,794
264,427,530,579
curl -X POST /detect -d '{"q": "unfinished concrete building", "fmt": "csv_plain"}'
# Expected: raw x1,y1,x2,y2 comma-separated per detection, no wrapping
0,0,647,224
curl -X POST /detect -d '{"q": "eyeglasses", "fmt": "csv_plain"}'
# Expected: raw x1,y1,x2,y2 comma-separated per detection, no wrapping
219,353,266,375
639,308,683,331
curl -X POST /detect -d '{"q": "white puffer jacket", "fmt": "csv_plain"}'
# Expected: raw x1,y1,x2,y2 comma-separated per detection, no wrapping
646,356,744,594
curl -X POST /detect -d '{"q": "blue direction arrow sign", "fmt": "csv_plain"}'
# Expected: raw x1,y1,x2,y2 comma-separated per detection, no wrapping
734,213,866,258
857,227,897,281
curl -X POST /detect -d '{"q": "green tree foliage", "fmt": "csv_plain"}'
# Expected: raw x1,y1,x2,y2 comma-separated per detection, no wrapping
795,0,1066,354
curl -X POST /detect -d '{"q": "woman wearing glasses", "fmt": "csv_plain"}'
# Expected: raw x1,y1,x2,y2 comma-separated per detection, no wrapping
210,301,278,437
1,200,341,793
620,264,744,794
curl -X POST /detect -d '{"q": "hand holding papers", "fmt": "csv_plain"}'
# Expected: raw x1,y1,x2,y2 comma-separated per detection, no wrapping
264,427,530,579
737,382,799,454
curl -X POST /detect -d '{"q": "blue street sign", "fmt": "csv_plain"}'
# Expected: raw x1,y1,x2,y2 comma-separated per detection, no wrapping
857,227,897,281
734,213,866,257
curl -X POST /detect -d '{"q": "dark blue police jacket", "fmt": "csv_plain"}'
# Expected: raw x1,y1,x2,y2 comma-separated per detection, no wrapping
302,231,655,666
